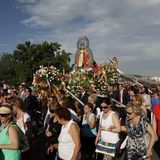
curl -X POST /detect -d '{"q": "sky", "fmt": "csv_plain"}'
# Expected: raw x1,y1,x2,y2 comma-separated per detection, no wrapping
0,0,160,76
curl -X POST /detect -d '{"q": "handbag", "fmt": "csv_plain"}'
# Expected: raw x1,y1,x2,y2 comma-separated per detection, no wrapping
95,140,117,157
95,112,117,157
19,128,30,153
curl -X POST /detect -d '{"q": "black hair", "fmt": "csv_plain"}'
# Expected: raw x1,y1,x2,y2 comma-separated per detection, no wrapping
25,86,32,93
54,107,71,121
101,97,112,106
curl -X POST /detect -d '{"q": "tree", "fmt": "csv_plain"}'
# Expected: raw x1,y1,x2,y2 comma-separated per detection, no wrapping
0,53,17,85
0,41,72,86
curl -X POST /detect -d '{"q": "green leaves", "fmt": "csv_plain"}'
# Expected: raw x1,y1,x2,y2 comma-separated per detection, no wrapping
0,41,71,86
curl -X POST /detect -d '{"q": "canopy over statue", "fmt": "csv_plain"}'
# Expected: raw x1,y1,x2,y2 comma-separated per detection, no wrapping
75,36,94,69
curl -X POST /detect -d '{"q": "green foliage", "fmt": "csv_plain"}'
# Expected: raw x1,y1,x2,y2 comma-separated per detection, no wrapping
0,41,72,86
0,53,16,85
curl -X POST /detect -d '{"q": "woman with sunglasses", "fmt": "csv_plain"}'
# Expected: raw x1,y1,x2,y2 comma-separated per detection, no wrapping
95,97,121,160
0,105,21,160
121,103,156,160
132,94,158,141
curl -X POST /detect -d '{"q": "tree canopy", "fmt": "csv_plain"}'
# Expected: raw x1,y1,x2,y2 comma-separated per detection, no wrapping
0,41,72,86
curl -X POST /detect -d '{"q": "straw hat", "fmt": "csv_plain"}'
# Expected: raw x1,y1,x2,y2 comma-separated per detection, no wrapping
0,106,12,114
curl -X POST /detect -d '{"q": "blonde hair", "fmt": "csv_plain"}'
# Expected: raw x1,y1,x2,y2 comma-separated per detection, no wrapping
88,95,97,104
126,102,143,116
132,94,143,106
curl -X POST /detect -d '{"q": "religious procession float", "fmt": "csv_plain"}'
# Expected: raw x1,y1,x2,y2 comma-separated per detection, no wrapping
32,36,121,100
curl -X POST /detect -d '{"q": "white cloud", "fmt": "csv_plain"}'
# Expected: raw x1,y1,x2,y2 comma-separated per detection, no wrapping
15,0,160,75
16,0,37,3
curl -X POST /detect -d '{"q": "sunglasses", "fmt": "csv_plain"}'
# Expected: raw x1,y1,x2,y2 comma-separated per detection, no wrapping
101,106,109,109
0,114,10,117
126,111,134,115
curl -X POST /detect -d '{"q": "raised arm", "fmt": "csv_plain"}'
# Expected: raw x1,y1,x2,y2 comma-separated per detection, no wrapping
87,114,96,129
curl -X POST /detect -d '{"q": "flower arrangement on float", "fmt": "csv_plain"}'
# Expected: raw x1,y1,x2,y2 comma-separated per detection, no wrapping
32,57,120,97
32,65,61,88
65,71,91,97
64,64,119,96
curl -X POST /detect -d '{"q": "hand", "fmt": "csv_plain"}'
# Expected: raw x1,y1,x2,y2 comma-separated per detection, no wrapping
107,125,115,132
146,148,152,158
99,126,106,131
155,134,158,141
47,145,55,154
84,115,89,121
45,130,52,137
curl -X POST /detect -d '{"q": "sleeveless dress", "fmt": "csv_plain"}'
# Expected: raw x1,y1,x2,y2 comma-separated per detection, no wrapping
100,111,119,143
81,113,97,159
125,116,150,160
96,111,119,158
82,113,97,137
0,124,21,160
58,120,76,160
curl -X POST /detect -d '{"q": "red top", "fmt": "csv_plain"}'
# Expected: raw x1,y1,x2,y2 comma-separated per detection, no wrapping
153,103,160,136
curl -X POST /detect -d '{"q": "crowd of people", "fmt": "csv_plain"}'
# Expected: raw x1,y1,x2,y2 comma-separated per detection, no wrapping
0,80,160,160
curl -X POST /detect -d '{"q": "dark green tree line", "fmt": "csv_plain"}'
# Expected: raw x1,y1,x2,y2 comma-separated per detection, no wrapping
0,41,72,86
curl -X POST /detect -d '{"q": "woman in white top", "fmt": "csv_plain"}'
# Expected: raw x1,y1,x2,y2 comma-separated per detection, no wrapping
140,85,151,109
13,97,32,160
95,97,121,160
47,107,81,160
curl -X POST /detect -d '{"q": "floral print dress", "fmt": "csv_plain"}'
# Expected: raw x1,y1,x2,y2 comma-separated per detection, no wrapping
125,116,150,160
